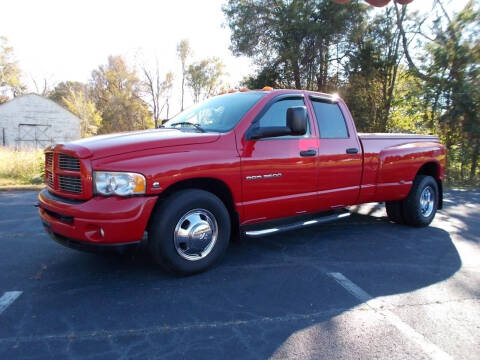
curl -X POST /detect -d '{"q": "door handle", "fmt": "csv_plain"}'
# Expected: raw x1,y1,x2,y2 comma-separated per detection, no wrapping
346,148,359,154
300,149,317,157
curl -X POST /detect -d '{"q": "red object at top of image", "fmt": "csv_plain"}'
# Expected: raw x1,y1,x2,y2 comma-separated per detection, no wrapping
332,0,414,6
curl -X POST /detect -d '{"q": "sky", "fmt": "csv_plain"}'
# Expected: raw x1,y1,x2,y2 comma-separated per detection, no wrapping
1,0,253,115
0,0,471,116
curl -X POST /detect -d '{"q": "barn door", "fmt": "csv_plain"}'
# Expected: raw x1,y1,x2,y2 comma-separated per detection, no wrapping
16,124,52,149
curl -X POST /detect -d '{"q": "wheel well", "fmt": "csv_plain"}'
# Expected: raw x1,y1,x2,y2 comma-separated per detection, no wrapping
151,178,239,234
416,162,443,209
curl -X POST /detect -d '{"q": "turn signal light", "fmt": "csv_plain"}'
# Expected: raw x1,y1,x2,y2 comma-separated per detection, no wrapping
262,86,273,91
133,175,146,193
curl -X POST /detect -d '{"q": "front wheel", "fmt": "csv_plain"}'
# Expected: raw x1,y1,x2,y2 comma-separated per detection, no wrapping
402,175,439,227
148,189,231,275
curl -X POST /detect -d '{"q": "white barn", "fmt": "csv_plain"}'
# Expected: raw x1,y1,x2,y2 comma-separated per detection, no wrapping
0,94,80,149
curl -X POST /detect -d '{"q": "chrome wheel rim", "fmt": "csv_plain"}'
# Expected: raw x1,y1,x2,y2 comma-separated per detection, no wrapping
420,186,435,217
173,209,218,261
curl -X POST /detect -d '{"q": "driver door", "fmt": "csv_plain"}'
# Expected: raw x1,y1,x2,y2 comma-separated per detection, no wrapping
238,95,319,224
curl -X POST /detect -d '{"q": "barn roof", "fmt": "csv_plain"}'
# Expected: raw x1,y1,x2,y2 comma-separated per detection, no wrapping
0,93,80,119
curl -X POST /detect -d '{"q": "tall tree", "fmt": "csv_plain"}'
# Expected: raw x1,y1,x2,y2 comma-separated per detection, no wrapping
49,81,87,105
177,39,192,111
0,36,25,103
186,57,225,103
31,76,55,97
394,0,480,181
142,60,174,127
62,88,102,138
162,72,174,119
90,56,152,134
223,0,367,91
342,5,405,132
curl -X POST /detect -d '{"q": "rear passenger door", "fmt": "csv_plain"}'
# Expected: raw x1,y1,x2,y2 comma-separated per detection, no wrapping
309,96,362,209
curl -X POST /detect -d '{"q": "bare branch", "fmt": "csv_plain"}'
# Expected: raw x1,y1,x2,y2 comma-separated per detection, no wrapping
435,0,452,25
393,1,428,81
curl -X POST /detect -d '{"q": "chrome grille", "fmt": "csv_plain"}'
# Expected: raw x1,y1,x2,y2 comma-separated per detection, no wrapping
45,153,53,169
45,152,86,197
46,170,54,188
58,175,82,194
45,153,54,189
59,154,80,171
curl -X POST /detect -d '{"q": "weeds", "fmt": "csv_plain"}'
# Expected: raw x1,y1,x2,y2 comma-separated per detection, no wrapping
0,147,45,185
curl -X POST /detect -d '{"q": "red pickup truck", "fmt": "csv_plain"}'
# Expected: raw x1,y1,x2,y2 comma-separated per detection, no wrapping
38,89,446,274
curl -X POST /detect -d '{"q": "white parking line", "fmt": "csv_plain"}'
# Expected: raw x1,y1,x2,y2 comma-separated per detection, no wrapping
328,272,453,360
0,291,22,315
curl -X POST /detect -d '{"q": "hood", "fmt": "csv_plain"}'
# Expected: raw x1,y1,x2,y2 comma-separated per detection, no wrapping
53,129,220,159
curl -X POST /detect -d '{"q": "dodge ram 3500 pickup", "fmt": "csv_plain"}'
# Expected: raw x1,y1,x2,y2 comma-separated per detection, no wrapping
38,89,446,274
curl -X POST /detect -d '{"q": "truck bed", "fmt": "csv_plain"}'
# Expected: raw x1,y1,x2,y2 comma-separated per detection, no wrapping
356,133,445,205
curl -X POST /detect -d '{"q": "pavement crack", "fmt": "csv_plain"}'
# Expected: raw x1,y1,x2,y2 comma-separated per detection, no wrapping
32,264,48,280
380,297,480,310
0,307,351,344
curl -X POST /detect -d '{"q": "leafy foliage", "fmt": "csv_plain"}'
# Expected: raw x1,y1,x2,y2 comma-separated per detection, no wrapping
186,57,225,103
177,39,193,111
0,36,25,103
224,0,367,90
62,88,102,138
395,0,480,182
342,6,405,132
90,56,152,134
49,81,87,105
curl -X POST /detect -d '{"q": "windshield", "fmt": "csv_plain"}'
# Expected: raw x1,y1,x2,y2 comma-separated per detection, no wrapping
164,92,265,132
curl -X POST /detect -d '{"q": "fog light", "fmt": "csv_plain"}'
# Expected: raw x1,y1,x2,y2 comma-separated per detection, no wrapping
99,228,105,238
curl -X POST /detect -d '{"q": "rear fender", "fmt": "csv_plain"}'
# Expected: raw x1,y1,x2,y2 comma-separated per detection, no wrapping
374,142,446,202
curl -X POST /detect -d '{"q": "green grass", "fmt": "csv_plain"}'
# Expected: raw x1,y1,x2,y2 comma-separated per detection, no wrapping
0,147,45,186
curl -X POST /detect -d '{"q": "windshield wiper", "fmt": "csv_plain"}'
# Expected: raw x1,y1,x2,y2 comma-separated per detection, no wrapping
168,122,206,133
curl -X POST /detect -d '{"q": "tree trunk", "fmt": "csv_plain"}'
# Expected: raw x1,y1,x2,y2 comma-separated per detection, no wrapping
470,139,480,181
317,44,324,92
181,72,185,111
292,59,301,89
323,45,329,92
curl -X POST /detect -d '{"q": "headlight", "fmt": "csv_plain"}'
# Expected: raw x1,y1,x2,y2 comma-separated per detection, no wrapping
94,171,146,196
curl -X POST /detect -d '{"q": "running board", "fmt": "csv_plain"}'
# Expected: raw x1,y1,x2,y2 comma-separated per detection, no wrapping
243,212,351,238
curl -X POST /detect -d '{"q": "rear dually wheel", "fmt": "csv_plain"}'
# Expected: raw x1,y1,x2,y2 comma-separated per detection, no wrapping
401,175,439,227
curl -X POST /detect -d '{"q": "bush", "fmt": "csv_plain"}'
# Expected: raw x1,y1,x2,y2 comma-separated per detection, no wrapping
0,147,45,185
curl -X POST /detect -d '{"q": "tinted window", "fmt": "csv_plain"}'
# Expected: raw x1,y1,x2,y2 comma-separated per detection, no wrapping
312,101,348,139
258,99,308,134
164,92,265,132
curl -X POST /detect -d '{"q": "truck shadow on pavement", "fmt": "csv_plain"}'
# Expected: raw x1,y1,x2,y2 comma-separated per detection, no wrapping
0,190,476,359
1,194,469,359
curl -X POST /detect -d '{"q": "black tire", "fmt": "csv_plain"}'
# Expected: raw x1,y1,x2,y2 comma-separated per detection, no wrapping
402,175,439,227
385,200,405,224
148,189,231,275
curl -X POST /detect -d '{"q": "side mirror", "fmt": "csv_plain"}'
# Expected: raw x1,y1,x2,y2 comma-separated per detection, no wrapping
286,106,308,136
157,119,169,128
246,106,308,140
247,126,291,139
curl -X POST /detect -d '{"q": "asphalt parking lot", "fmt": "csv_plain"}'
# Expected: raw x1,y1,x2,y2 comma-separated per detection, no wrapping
0,190,479,360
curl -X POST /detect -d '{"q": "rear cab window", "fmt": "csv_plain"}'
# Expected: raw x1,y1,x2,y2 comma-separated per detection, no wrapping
311,100,349,139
